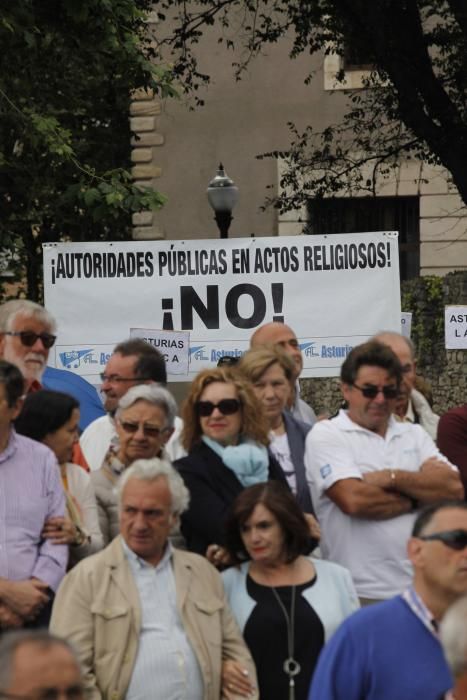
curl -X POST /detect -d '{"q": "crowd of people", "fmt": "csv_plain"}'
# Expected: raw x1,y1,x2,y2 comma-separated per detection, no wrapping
1,298,467,700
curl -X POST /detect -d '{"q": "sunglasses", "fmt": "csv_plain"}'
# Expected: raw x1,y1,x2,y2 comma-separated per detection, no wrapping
352,383,399,400
418,529,467,551
118,420,166,438
3,331,56,349
217,356,240,367
195,399,241,417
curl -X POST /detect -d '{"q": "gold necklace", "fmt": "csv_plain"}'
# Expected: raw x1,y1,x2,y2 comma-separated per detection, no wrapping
270,585,301,700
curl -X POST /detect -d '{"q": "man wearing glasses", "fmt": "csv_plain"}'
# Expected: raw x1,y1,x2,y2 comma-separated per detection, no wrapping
79,338,185,471
305,341,463,604
0,300,57,392
309,501,467,700
0,630,84,700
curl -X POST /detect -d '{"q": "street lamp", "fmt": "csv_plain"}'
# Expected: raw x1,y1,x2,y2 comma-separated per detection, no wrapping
207,163,239,238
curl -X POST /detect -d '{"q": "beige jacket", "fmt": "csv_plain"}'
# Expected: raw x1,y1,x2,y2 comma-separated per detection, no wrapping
50,537,257,700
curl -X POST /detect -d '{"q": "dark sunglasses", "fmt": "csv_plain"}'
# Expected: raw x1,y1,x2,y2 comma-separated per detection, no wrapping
352,383,399,400
3,331,56,349
195,399,241,417
418,529,467,551
217,356,240,367
118,420,166,438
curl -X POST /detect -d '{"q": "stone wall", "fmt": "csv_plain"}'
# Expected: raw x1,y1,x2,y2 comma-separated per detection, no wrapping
300,271,467,416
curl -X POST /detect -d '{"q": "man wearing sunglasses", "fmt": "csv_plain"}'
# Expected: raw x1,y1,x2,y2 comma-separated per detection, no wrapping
310,501,467,700
305,340,463,605
0,300,57,391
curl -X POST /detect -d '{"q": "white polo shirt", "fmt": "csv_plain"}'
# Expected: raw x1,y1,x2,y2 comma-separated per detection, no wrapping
305,410,453,600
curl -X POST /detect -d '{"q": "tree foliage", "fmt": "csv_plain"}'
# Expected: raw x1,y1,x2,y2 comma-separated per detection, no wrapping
0,0,177,300
154,0,467,212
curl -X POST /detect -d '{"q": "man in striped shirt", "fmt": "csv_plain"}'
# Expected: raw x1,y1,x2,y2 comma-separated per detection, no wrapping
0,360,67,629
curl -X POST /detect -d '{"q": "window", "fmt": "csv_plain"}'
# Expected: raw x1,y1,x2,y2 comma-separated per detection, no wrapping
306,196,420,280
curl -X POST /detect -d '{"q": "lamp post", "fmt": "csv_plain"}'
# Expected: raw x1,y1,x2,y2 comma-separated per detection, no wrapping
207,163,239,238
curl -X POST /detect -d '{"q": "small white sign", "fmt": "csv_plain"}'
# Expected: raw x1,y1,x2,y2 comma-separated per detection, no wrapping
401,312,412,338
130,327,190,375
445,306,467,349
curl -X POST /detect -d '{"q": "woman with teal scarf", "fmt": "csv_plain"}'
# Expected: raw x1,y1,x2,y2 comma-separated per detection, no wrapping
174,367,288,556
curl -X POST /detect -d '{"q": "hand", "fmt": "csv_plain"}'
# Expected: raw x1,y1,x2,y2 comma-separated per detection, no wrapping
42,516,78,545
0,603,23,629
1,579,49,618
222,659,255,698
206,544,232,569
304,513,321,541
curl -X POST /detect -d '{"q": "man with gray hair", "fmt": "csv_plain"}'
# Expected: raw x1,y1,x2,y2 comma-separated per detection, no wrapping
373,331,439,439
0,630,84,700
440,594,467,699
51,458,258,700
0,299,104,430
91,384,178,544
0,299,57,390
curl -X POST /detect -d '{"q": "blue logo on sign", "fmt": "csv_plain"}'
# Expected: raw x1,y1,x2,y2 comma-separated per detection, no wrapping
59,349,95,369
300,342,319,358
189,346,209,361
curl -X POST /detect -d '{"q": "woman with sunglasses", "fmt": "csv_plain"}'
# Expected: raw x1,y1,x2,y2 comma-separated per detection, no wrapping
15,390,103,566
91,384,177,543
174,367,288,557
222,482,358,700
238,345,315,515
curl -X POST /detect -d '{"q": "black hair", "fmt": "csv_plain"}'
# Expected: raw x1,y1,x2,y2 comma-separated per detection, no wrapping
15,390,79,442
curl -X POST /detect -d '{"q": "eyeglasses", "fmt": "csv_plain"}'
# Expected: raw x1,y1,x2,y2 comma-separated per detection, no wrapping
118,420,167,438
352,383,399,400
3,331,56,349
217,356,240,367
100,373,150,384
417,529,467,551
0,685,85,700
195,399,241,417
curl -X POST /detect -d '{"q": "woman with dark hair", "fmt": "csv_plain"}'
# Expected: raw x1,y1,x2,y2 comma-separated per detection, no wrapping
15,390,103,564
174,367,288,557
222,482,358,700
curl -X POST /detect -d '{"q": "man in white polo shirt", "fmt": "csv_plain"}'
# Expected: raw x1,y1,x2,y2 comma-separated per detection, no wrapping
305,340,463,604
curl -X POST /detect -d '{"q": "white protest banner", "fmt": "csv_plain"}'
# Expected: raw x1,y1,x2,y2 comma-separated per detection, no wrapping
129,328,189,375
43,232,401,381
445,306,467,349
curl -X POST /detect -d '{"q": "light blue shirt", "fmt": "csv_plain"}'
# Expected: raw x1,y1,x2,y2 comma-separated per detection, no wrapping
123,541,204,700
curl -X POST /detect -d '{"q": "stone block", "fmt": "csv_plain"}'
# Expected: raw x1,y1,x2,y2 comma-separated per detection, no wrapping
130,116,156,133
131,148,153,163
132,225,165,240
420,217,467,243
131,131,165,147
130,101,161,117
132,211,154,226
131,88,155,101
277,221,306,236
420,193,466,218
131,164,162,180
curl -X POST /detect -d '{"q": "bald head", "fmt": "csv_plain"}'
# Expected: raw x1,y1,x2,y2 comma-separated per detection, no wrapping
250,323,302,379
373,331,416,405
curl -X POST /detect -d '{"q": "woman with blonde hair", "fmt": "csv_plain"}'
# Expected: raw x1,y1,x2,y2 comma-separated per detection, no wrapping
239,345,314,513
174,366,288,556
